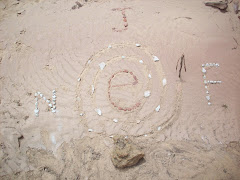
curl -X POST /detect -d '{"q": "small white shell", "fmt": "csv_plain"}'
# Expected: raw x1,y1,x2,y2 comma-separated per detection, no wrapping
80,113,84,116
88,60,91,64
139,60,143,64
148,74,152,78
206,91,209,94
78,78,81,82
162,78,167,87
202,68,206,73
122,56,125,59
144,134,147,137
157,126,162,131
91,85,95,94
109,135,113,138
35,102,38,106
203,75,206,79
52,101,56,105
52,90,56,93
206,63,209,67
113,119,118,123
204,80,207,84
206,96,210,101
35,92,38,97
155,105,161,112
52,109,56,113
136,43,141,47
46,100,50,104
108,45,112,49
205,86,208,89
43,97,46,101
49,104,53,107
52,95,56,99
95,108,102,116
34,109,39,114
153,56,159,62
37,92,41,95
202,64,205,67
208,102,211,105
99,62,106,70
40,94,43,98
144,90,151,97
88,129,93,132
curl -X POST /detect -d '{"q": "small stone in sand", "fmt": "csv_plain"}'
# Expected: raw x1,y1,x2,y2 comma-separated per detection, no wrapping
111,135,144,168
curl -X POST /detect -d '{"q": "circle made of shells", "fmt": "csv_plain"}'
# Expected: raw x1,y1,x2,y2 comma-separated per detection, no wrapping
76,43,166,135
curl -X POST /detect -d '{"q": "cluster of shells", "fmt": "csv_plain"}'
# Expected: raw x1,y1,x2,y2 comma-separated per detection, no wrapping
34,90,57,116
202,63,221,105
81,43,167,133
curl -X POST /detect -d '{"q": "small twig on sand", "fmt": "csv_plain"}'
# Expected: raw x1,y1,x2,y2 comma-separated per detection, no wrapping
176,54,186,78
174,17,192,20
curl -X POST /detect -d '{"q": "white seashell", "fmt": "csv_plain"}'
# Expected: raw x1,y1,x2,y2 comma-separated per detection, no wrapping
144,90,151,97
113,119,118,123
35,92,38,97
204,80,207,84
49,104,53,107
157,126,162,131
202,67,206,73
108,45,112,49
155,105,161,112
34,109,39,114
52,105,56,109
88,60,91,64
122,56,125,59
203,75,206,79
35,102,38,106
148,74,152,78
99,62,106,70
153,56,159,62
216,63,219,66
43,97,46,101
80,113,84,116
78,78,81,82
144,134,147,137
139,60,143,64
205,86,208,89
162,78,167,86
88,129,93,132
52,95,56,99
52,109,56,113
95,108,102,116
213,81,217,84
52,98,56,102
202,64,205,67
137,120,141,124
52,101,56,105
206,91,209,94
208,102,211,105
109,135,113,138
91,85,95,94
52,90,56,93
125,136,128,139
40,94,43,98
136,43,141,47
46,100,50,104
206,63,209,67
206,96,210,101
37,92,41,95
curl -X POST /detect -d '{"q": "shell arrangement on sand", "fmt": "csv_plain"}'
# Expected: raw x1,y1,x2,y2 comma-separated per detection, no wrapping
201,63,221,105
34,90,57,116
77,43,166,133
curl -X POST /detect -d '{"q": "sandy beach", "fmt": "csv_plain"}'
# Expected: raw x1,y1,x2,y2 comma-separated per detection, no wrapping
0,0,240,179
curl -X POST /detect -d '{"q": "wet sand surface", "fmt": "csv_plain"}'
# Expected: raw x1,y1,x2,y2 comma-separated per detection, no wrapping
0,0,240,179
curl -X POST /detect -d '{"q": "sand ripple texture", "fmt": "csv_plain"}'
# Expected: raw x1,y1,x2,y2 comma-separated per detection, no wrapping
0,0,240,178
